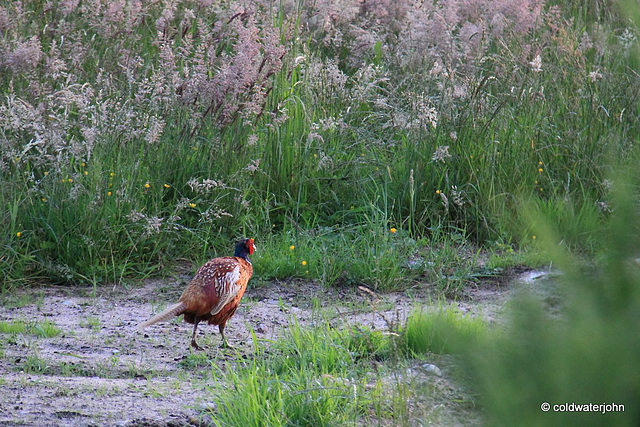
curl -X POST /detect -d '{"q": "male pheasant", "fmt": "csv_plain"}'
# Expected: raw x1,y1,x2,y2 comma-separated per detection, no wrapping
139,238,255,349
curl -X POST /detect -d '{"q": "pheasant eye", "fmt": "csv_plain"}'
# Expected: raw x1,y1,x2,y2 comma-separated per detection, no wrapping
248,239,255,254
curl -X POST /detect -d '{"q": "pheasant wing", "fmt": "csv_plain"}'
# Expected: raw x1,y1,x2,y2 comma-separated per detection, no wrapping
209,264,242,315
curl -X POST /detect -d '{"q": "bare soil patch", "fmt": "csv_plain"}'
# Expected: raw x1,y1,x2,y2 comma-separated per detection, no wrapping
0,269,549,426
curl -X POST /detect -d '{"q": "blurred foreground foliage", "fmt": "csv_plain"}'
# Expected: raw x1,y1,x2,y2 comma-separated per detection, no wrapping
466,164,640,426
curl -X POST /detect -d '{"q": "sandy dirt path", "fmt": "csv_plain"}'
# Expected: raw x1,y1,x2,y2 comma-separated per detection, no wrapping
0,270,535,426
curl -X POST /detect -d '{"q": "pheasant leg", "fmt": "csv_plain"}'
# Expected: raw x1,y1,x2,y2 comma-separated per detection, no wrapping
219,323,232,348
190,319,204,350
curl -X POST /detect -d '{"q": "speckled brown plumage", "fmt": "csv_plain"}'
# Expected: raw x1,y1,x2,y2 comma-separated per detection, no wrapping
139,238,255,349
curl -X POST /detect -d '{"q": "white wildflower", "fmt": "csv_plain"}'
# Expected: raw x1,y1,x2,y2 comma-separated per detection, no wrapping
317,151,333,171
432,146,452,163
413,92,438,129
618,28,637,51
187,178,223,193
146,115,165,144
245,159,261,172
247,134,259,146
451,185,464,207
439,191,449,213
596,201,611,213
127,210,164,237
588,70,603,82
529,55,542,72
176,198,191,210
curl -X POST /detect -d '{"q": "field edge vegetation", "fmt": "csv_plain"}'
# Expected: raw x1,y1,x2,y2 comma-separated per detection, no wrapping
1,0,638,290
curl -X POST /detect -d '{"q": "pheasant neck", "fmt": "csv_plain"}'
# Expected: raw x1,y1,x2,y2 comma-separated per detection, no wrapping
234,246,251,263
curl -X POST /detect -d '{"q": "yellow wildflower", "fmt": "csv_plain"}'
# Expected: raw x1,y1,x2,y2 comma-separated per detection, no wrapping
16,232,21,238
538,168,543,173
164,183,170,188
390,227,397,234
302,260,307,266
289,245,295,251
84,171,89,176
532,235,537,240
189,203,196,208
436,190,441,194
145,182,150,188
107,191,112,196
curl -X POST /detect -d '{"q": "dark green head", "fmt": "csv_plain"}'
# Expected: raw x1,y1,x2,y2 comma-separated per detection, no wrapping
234,238,256,261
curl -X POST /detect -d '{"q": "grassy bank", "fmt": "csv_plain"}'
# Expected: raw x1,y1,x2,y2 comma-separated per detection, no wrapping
1,0,638,290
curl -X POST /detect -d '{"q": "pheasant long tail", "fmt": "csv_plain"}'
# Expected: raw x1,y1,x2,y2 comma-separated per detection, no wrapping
138,302,187,329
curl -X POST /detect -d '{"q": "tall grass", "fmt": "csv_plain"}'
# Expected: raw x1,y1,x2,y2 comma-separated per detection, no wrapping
1,0,638,287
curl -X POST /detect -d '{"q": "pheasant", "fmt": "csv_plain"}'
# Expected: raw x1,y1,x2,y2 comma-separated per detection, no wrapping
139,238,255,349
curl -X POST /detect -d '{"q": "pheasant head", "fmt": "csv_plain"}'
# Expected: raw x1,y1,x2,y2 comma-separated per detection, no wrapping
234,238,256,262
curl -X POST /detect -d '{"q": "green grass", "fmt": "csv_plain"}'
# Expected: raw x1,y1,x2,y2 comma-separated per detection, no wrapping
204,309,486,426
178,352,212,370
79,316,101,331
0,320,27,335
0,320,62,338
208,322,378,426
402,307,488,356
251,220,486,296
0,290,45,309
18,354,52,375
12,352,156,380
252,222,418,291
